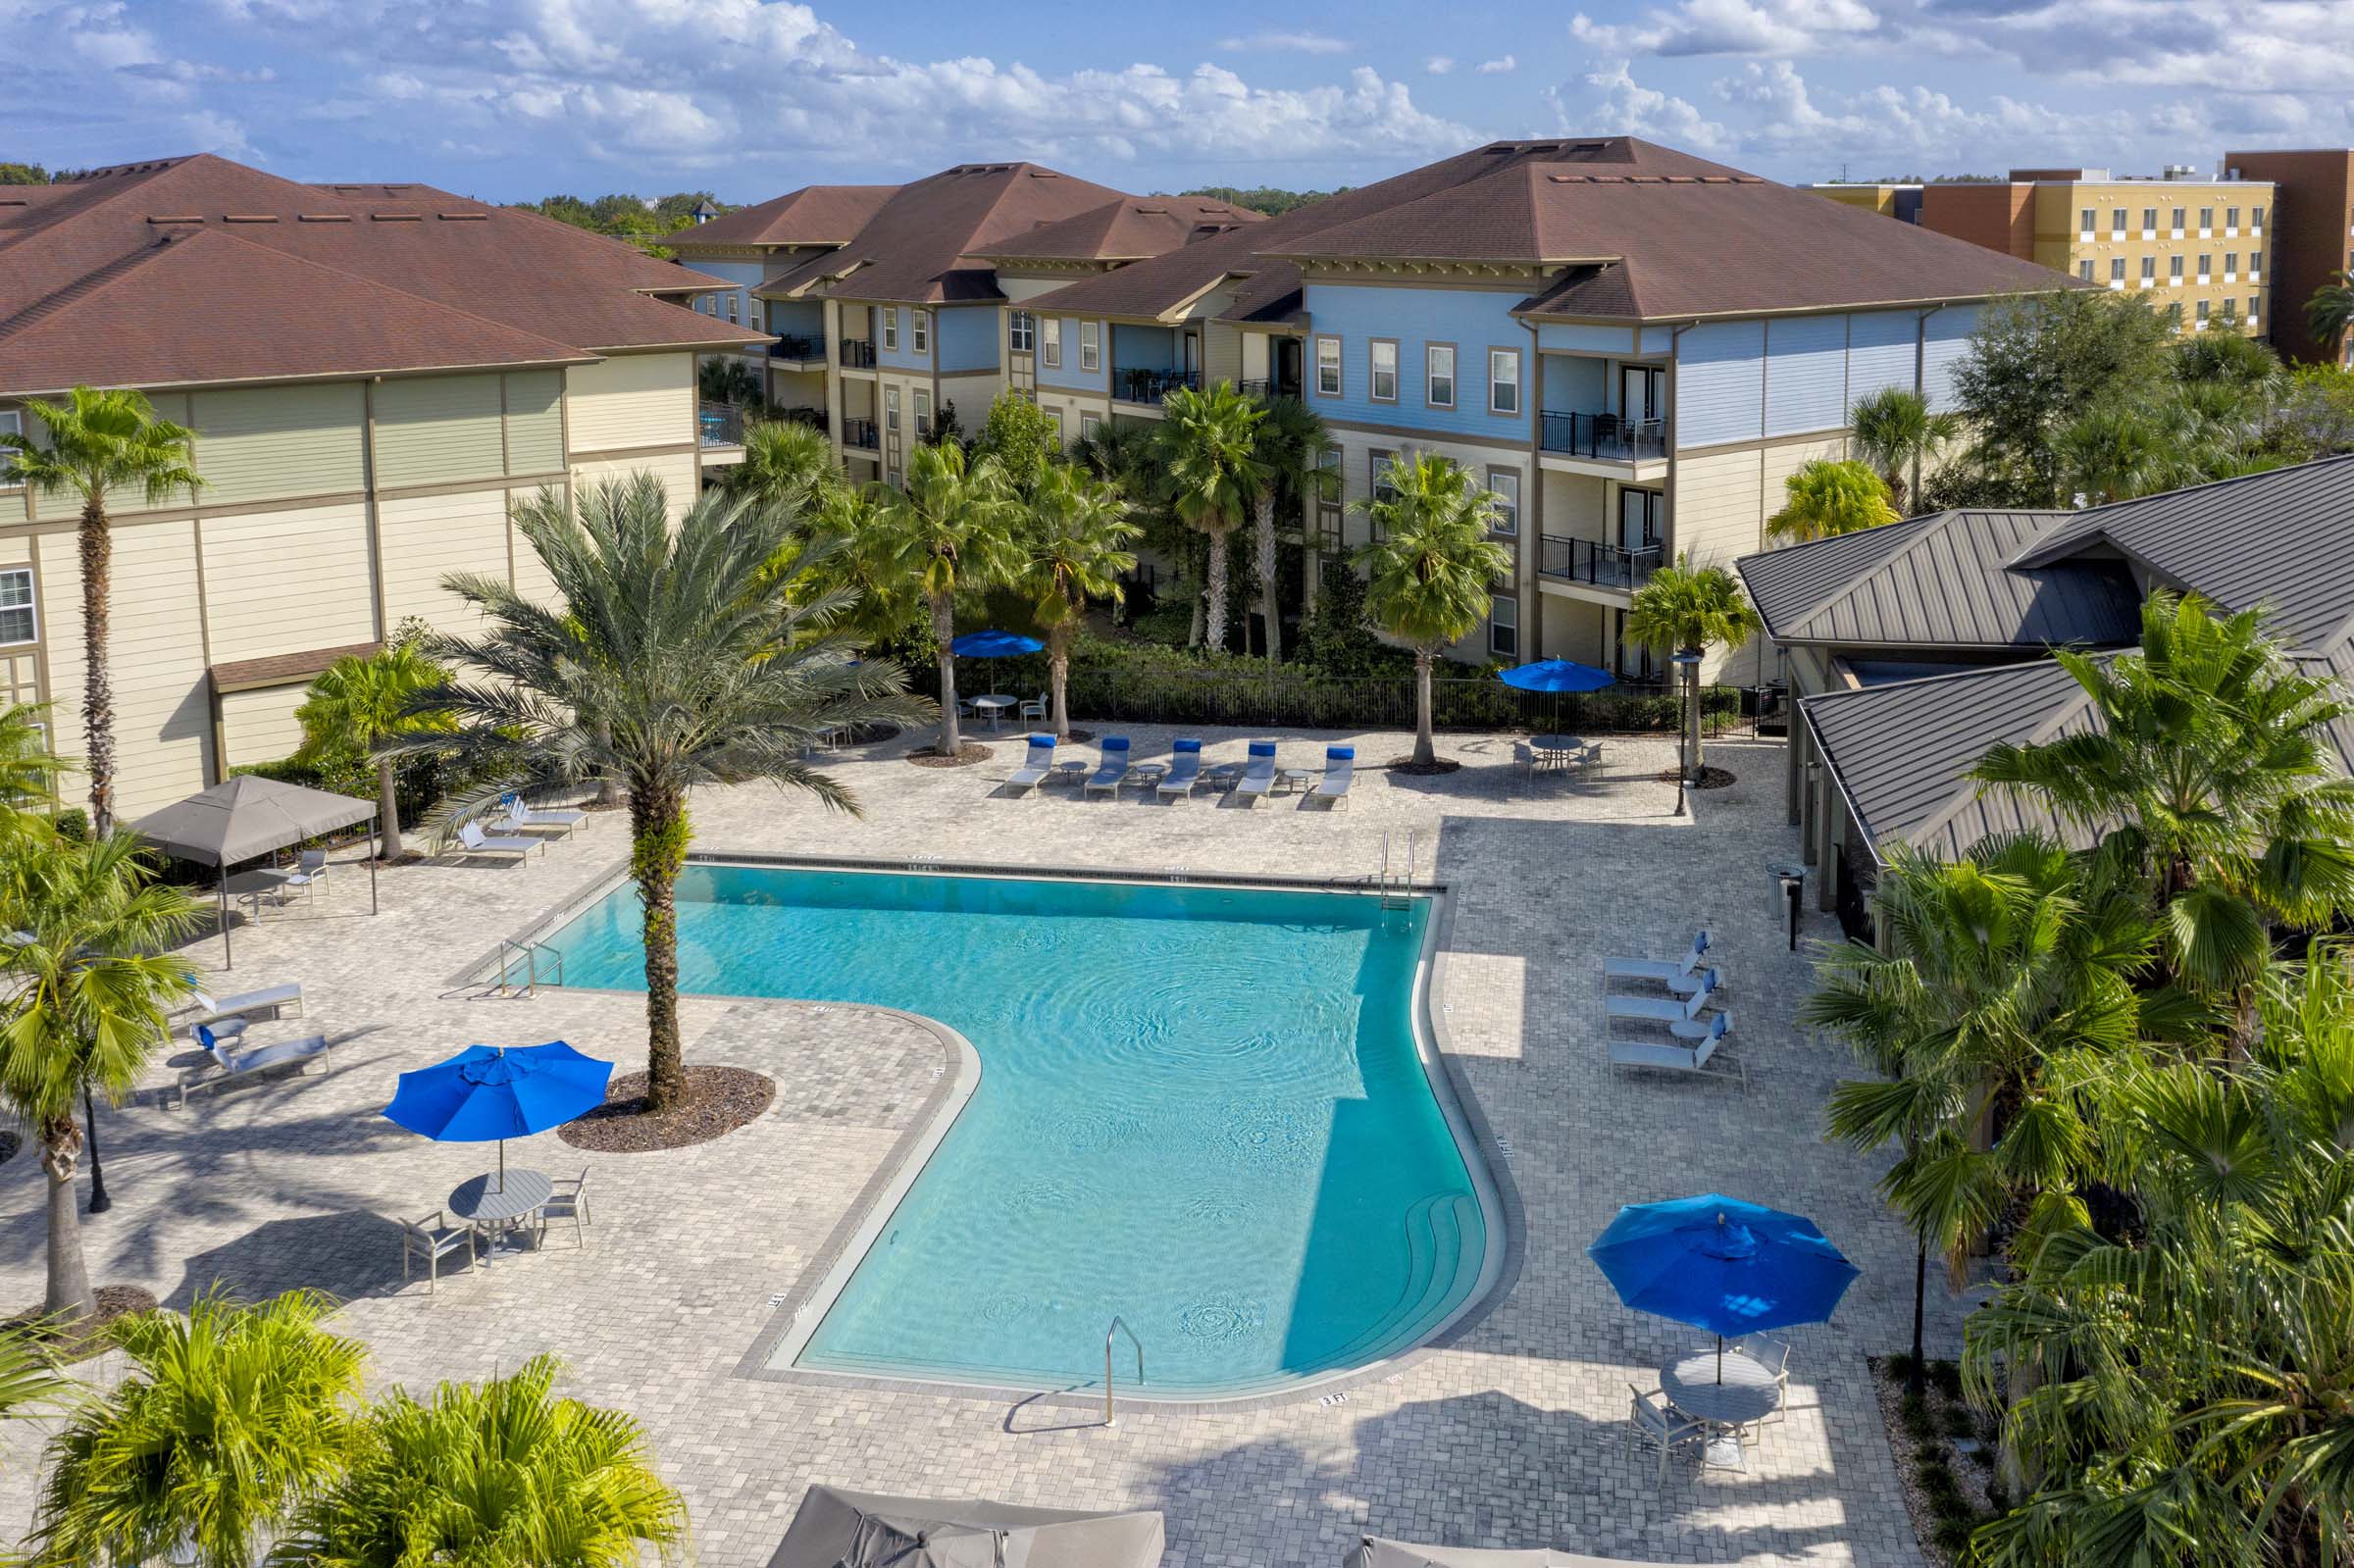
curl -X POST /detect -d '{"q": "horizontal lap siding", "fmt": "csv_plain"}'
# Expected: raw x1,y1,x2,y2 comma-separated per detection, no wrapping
1305,283,1527,440
1845,311,1917,417
200,502,376,664
373,374,506,489
1035,320,1106,394
219,683,307,770
573,453,696,523
190,384,366,507
42,519,211,815
1764,317,1848,437
1204,324,1243,387
565,354,691,454
1674,322,1766,449
380,488,510,631
504,371,566,477
1921,305,1981,413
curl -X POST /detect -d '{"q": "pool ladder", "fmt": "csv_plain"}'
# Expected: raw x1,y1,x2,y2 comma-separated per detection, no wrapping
1377,831,1418,910
494,937,565,997
1103,1316,1144,1427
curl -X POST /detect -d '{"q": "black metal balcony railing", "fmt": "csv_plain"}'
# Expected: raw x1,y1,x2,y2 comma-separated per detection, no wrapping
1538,534,1663,590
696,402,745,448
1236,377,1305,402
769,333,825,361
1538,410,1666,462
777,406,828,432
841,418,879,450
839,337,877,369
1114,367,1202,406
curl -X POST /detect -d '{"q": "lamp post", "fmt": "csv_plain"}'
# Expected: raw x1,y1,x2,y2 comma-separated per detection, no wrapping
1670,649,1704,813
82,1085,110,1214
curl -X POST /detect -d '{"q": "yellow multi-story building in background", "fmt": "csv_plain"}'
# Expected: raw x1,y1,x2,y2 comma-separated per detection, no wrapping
1916,168,2273,336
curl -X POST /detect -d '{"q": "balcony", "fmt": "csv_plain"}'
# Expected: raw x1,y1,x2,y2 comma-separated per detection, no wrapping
838,337,877,370
1539,534,1662,592
1237,377,1305,402
776,405,828,433
769,333,826,365
696,402,744,449
1538,410,1666,464
1113,367,1201,406
842,418,879,451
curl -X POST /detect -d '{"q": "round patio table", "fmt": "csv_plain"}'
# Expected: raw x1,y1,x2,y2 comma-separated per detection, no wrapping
1663,1347,1779,1472
970,694,1015,733
449,1169,552,1258
1532,733,1584,760
1052,760,1089,786
1279,767,1312,794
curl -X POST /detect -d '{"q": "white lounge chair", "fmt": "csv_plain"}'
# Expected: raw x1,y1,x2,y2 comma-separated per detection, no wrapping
1605,967,1723,1023
1157,738,1204,798
1609,1012,1745,1090
1004,734,1057,793
1629,1384,1706,1482
1605,930,1715,994
1312,745,1355,808
1234,740,1278,804
1085,736,1131,797
456,821,539,861
175,1025,333,1107
177,982,304,1037
506,796,588,837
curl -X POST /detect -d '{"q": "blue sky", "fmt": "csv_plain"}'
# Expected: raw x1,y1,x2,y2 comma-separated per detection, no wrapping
4,1,2347,200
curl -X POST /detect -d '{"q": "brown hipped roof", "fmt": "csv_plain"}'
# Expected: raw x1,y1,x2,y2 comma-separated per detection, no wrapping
0,154,760,397
976,196,1263,265
672,184,902,250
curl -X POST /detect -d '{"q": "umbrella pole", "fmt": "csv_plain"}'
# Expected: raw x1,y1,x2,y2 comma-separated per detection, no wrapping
1718,1334,1724,1384
369,819,380,914
497,1138,505,1193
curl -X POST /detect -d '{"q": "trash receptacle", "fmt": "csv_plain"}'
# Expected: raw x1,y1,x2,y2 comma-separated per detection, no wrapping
1768,861,1808,950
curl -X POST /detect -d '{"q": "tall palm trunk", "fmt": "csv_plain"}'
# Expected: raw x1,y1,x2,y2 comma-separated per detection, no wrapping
374,756,404,859
1302,544,1320,619
78,502,115,838
931,593,962,756
1253,494,1281,663
41,1115,93,1322
1412,648,1437,767
630,786,690,1113
1049,621,1074,742
1204,527,1232,650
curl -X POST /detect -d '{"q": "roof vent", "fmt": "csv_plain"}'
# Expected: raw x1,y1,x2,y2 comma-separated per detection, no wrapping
1136,205,1168,214
223,213,281,224
369,212,423,222
145,215,205,225
436,211,488,221
1700,175,1733,183
297,213,353,223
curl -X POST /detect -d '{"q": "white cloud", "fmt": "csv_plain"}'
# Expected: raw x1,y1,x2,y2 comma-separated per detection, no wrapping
1215,30,1351,55
1476,55,1518,74
1426,55,1455,75
1570,0,1880,57
1557,59,1733,151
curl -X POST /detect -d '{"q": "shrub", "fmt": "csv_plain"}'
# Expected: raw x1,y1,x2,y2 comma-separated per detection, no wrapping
51,807,87,842
1930,1515,1978,1553
1941,1403,1978,1440
1926,1359,1964,1399
1916,1459,1961,1505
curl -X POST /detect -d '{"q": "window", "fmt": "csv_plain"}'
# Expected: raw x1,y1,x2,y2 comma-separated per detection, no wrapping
1486,468,1519,536
2141,207,2157,235
2224,253,2237,281
0,410,20,487
1314,447,1343,550
1041,317,1062,369
881,310,898,351
2226,206,2239,234
0,569,30,645
2198,254,2212,282
2170,255,2184,281
911,311,929,353
2196,299,2211,325
1488,594,1517,659
1314,335,1341,396
2110,257,2126,286
2171,207,2185,236
1426,344,1456,408
1368,339,1398,402
2078,259,2096,282
2111,208,2126,235
725,293,740,324
2199,206,2214,234
1488,348,1520,415
1079,321,1100,374
2252,205,2265,231
913,389,931,434
2078,207,2096,237
2248,296,2260,320
1080,414,1100,439
2140,256,2156,286
1369,449,1400,516
1045,407,1064,438
884,385,900,432
2251,249,2263,278
1008,311,1035,353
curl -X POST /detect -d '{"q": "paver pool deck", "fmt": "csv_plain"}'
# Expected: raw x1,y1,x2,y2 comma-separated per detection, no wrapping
0,727,1954,1567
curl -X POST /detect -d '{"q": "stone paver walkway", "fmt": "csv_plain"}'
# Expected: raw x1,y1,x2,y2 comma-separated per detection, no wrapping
0,727,1949,1566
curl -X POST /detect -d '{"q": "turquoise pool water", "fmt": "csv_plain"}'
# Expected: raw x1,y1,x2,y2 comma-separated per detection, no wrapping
539,864,1486,1396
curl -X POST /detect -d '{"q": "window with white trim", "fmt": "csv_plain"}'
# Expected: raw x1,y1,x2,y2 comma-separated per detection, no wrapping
2199,206,2214,235
1042,317,1062,369
2140,207,2157,236
2140,256,2156,286
2078,207,2096,238
912,311,930,353
1488,348,1520,415
2171,207,2185,236
1315,335,1341,396
913,389,931,434
1426,344,1455,408
1008,311,1035,353
2251,205,2265,231
2226,206,2240,235
2170,255,2184,281
2224,253,2237,281
1488,593,1517,659
2251,249,2263,278
2196,299,2211,325
1080,414,1100,439
881,310,899,351
2198,253,2212,283
0,569,34,646
1369,448,1400,511
1369,339,1398,402
2111,208,2126,235
884,385,900,432
2078,259,2096,281
1045,406,1064,439
2110,257,2126,286
1078,321,1100,374
725,293,740,324
1486,468,1519,536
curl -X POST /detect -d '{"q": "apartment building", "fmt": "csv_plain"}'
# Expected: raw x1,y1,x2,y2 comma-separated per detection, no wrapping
0,155,760,817
1804,182,1922,224
1018,138,2062,680
2222,149,2354,365
1918,168,2273,336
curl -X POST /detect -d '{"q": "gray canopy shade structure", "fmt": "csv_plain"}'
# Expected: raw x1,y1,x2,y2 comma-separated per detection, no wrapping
767,1486,1164,1568
1345,1540,1679,1568
129,775,379,967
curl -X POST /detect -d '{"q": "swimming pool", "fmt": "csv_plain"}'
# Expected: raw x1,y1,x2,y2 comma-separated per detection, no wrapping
537,861,1493,1398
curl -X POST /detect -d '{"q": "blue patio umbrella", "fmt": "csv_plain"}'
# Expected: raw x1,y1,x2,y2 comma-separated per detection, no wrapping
948,630,1044,658
1588,1193,1861,1381
1497,657,1616,693
384,1041,612,1190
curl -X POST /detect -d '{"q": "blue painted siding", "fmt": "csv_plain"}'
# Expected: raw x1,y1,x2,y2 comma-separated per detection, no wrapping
1763,316,1847,437
1845,311,1916,416
1303,283,1528,438
766,299,823,337
1112,323,1177,375
1674,321,1766,448
935,306,998,374
691,260,764,333
1638,326,1673,354
1535,322,1635,355
874,305,932,372
1542,355,1606,411
1919,305,1981,412
1034,316,1106,393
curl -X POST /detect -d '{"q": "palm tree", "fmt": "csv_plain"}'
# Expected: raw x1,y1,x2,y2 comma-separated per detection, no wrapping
1157,382,1267,653
1809,835,2152,1396
875,442,1024,758
2053,405,2176,504
1972,591,2354,1051
281,1354,684,1568
1765,458,1899,543
31,1290,367,1568
1624,553,1763,783
1242,395,1332,662
1848,386,1957,514
2304,270,2354,357
414,476,930,1113
0,387,203,837
293,645,448,859
1020,463,1139,740
721,418,839,517
0,828,202,1323
1351,455,1511,768
799,482,920,646
0,700,65,812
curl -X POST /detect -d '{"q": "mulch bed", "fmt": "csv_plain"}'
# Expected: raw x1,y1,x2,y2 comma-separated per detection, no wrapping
1654,766,1737,789
4,1285,161,1364
907,742,994,769
1869,1354,2007,1563
1386,757,1463,776
559,1065,776,1153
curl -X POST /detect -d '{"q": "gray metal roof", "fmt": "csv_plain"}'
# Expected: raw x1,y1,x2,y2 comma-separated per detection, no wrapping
1736,509,2140,650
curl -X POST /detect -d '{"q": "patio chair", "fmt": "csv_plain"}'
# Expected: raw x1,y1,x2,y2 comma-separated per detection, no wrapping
177,982,303,1036
1312,745,1355,808
1628,1384,1706,1482
1608,1011,1745,1090
176,1025,333,1107
1157,738,1204,798
1018,691,1049,724
1605,930,1715,994
456,821,538,862
1735,1332,1792,1424
281,848,331,903
507,795,588,837
400,1210,477,1293
537,1168,591,1249
1604,967,1723,1024
1234,740,1279,805
1005,734,1057,794
1085,736,1131,797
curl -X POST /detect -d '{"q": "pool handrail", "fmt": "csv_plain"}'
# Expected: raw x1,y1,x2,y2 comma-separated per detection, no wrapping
1104,1315,1145,1426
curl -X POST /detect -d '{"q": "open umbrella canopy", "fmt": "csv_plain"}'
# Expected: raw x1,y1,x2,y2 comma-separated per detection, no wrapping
948,630,1044,658
384,1042,612,1143
1497,658,1616,693
1587,1193,1860,1339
